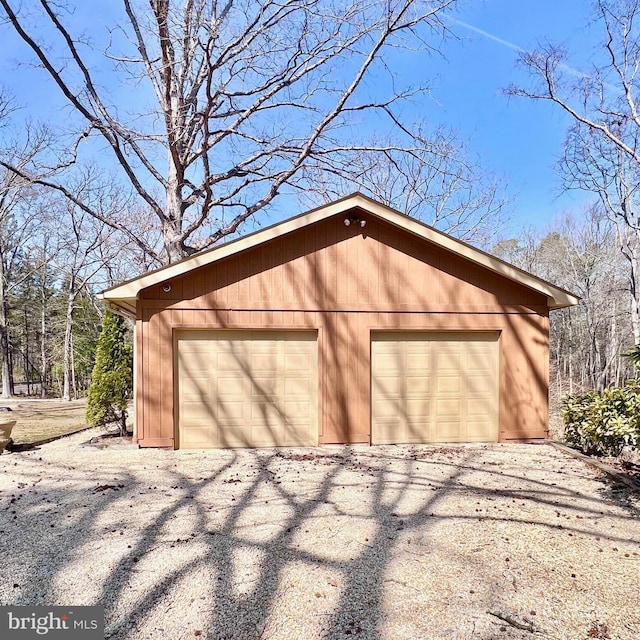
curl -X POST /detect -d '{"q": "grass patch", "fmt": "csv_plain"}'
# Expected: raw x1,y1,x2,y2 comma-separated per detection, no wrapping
0,399,89,444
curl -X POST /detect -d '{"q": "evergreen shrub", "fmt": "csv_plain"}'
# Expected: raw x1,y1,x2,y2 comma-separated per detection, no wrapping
562,383,640,456
86,310,133,435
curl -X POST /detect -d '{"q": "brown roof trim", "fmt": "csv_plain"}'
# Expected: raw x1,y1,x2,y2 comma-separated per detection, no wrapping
99,193,580,311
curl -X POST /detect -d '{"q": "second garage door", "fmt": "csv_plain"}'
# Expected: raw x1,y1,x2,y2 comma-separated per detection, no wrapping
372,332,499,444
176,330,317,448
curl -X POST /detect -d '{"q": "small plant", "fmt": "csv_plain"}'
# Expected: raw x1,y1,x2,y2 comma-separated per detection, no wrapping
562,383,640,456
86,310,133,436
622,343,640,371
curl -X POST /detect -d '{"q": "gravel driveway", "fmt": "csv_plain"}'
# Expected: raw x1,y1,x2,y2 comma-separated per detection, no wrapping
0,431,638,640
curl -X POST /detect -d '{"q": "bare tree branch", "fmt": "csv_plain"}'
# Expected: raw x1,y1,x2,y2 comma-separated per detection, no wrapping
512,0,640,343
0,0,460,264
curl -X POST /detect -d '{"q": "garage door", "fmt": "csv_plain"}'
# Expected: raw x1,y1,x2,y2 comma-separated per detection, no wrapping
176,331,317,448
372,332,499,444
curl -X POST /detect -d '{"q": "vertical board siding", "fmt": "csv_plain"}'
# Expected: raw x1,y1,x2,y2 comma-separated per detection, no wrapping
138,306,549,447
140,217,547,311
134,318,144,443
146,310,160,439
136,212,551,448
158,310,172,439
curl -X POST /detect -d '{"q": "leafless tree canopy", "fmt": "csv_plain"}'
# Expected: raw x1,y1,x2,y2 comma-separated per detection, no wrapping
0,0,463,264
493,208,634,395
510,0,640,344
297,126,506,246
510,0,640,165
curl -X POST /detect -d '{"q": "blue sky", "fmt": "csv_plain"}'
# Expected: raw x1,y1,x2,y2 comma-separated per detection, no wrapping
0,0,600,237
425,0,598,231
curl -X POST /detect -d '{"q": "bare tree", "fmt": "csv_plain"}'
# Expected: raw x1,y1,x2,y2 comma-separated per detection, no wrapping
0,0,460,264
296,126,507,245
493,208,633,394
509,0,640,342
30,233,57,398
56,203,119,401
560,120,640,341
0,125,52,398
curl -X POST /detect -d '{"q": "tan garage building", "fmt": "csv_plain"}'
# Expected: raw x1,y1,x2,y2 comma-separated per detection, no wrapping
101,194,578,449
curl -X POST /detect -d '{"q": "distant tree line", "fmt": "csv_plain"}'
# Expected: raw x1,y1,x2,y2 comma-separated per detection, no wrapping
0,168,139,399
493,207,637,409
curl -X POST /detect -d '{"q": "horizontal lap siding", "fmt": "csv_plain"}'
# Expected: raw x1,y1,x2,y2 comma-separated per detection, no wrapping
137,213,551,447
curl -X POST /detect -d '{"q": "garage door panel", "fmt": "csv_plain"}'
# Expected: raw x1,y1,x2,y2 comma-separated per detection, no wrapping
181,426,218,448
373,420,402,444
177,330,317,449
180,350,212,375
181,401,215,423
436,398,462,417
217,399,245,420
407,353,430,371
466,420,494,441
250,400,283,421
374,398,402,418
466,375,492,394
436,353,462,371
218,431,251,448
434,420,463,441
251,354,278,371
283,425,316,447
405,423,432,443
375,375,401,394
436,375,461,393
250,426,281,447
178,340,211,353
284,377,310,395
406,398,430,417
217,352,246,371
182,377,210,399
372,332,498,445
467,397,492,416
284,399,311,417
406,376,430,394
252,377,278,395
284,353,309,371
217,375,245,394
375,353,403,371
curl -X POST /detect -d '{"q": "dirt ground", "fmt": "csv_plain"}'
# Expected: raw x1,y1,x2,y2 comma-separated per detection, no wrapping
0,398,88,444
0,435,638,640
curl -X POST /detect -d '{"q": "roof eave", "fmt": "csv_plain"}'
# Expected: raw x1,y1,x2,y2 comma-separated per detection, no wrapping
99,295,137,319
548,294,581,311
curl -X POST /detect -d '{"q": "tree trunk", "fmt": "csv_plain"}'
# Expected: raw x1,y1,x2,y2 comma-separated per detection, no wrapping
62,286,76,401
71,330,77,400
0,250,12,399
24,305,30,396
568,309,574,395
40,268,47,399
163,162,189,264
620,229,640,344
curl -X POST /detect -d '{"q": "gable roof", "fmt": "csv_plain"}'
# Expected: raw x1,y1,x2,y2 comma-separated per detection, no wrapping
100,193,579,315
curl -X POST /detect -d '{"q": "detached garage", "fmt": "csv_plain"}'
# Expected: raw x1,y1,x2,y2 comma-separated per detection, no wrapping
101,193,578,449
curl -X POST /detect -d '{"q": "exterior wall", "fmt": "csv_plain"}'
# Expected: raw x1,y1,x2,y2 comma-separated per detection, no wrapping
135,213,550,447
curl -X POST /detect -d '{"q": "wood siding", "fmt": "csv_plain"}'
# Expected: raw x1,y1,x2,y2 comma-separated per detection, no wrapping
136,212,550,447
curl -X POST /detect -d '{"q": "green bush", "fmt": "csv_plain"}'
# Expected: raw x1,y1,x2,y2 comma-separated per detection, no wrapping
86,310,133,435
562,383,640,456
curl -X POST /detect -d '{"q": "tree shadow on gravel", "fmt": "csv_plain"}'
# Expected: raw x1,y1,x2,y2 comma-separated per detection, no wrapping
1,445,639,640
